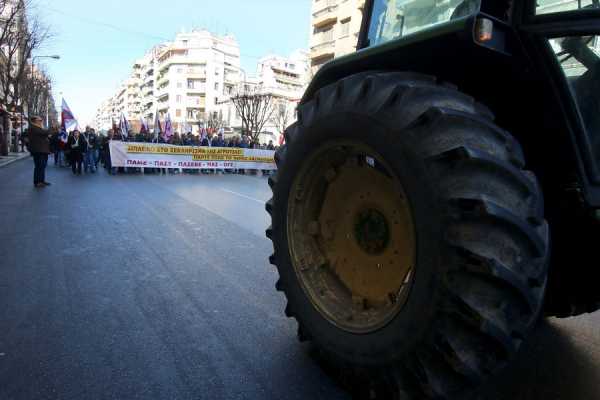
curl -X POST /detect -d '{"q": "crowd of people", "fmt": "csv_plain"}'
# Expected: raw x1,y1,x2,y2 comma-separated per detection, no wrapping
48,127,277,176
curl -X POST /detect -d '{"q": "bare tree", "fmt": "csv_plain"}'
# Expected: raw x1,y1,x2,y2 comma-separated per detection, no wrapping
21,64,52,118
0,0,53,154
206,109,224,131
271,98,292,137
0,2,51,107
230,84,275,143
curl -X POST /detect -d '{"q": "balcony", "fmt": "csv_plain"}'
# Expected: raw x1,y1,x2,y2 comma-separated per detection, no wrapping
185,72,206,80
186,97,205,108
156,74,169,86
313,2,338,28
158,55,195,72
186,87,205,95
224,74,239,84
310,40,335,61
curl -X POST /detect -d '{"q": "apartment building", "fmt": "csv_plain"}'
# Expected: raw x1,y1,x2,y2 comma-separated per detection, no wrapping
309,0,365,72
153,30,241,132
96,30,242,133
218,50,310,144
256,50,310,100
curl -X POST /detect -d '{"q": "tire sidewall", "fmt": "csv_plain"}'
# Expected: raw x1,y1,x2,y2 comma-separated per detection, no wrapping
273,112,448,365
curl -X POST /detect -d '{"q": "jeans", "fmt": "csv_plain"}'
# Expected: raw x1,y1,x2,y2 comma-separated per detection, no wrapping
32,153,48,185
71,153,83,174
93,149,100,167
54,151,65,167
84,151,96,172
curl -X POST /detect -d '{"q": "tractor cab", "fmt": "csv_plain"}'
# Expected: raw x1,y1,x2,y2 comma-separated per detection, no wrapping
353,0,600,206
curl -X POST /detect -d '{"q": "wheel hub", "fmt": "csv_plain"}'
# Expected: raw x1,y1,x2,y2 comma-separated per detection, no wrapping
354,208,390,255
287,142,416,333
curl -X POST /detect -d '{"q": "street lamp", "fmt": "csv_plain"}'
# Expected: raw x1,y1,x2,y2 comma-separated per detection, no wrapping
31,55,60,81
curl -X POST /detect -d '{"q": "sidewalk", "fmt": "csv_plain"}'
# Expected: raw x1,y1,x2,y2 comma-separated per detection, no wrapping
0,151,30,168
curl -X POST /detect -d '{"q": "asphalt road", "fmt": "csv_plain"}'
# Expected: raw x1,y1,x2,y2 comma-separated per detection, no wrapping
1,158,599,400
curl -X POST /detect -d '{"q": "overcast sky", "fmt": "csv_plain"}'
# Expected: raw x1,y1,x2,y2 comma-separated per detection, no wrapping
34,0,311,126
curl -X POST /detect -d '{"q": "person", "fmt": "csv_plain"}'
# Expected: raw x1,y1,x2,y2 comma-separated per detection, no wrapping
50,130,59,165
67,130,86,175
102,130,117,175
267,140,275,151
237,135,249,175
82,127,97,173
212,132,225,148
212,132,226,174
28,116,52,188
92,129,102,169
18,126,25,152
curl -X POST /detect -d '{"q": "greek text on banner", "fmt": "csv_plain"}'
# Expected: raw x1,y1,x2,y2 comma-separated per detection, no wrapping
109,141,277,170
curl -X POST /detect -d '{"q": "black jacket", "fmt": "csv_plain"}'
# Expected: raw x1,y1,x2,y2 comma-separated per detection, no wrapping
27,125,51,154
67,135,87,155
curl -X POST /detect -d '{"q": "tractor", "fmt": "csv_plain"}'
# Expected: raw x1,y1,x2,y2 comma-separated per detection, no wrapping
266,0,600,398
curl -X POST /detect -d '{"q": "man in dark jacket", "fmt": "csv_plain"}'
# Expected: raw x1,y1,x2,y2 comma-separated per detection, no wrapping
28,116,52,188
67,130,87,175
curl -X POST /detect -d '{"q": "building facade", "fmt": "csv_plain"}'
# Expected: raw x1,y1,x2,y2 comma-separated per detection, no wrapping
217,50,311,144
309,0,365,73
95,30,242,134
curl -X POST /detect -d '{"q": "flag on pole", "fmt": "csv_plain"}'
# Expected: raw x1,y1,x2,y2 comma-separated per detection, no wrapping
163,113,173,142
61,99,78,134
119,113,129,139
140,116,148,135
153,111,162,141
59,126,68,144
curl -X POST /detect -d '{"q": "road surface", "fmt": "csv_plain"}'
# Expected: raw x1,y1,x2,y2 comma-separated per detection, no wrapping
0,158,598,399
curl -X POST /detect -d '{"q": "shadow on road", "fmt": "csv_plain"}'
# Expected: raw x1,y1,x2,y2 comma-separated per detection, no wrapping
305,316,600,399
480,317,600,399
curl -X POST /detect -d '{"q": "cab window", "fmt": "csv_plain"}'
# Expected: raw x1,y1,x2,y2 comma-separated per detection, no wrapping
537,0,600,15
550,35,600,160
367,0,481,47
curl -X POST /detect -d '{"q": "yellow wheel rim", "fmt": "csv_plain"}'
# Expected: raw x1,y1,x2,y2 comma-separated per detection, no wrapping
287,141,416,333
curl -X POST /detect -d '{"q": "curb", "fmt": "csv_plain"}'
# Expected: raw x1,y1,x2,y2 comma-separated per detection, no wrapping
0,153,30,168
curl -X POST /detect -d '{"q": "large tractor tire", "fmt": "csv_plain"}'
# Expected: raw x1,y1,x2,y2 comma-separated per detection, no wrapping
266,72,549,399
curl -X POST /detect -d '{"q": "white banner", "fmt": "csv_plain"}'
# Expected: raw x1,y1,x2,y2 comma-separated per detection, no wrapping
109,141,276,170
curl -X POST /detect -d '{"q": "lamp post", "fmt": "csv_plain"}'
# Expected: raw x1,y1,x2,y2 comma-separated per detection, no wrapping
31,55,60,128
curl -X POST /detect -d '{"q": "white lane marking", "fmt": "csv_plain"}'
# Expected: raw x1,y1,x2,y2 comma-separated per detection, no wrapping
219,188,264,204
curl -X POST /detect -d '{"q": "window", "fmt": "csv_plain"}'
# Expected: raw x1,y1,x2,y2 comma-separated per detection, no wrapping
177,68,183,73
537,0,600,14
340,18,351,37
176,95,182,103
215,82,219,91
314,24,334,43
549,35,600,162
188,79,194,89
182,40,188,46
367,0,480,47
176,109,182,117
177,81,183,88
322,26,333,42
